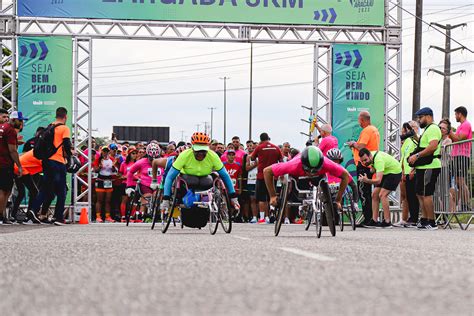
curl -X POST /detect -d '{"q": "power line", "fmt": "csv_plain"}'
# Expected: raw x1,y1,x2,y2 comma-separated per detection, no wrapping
93,81,312,98
94,52,312,79
389,0,473,53
402,4,474,20
94,46,311,75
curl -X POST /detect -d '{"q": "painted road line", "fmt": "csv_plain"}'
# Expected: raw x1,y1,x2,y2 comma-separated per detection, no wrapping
279,247,336,261
231,235,251,241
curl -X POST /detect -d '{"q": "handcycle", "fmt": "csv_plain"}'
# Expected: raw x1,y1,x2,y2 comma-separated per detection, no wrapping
274,175,336,238
125,179,154,226
328,183,358,231
161,173,233,235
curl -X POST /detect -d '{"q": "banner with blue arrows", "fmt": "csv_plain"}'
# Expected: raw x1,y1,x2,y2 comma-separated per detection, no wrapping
18,36,73,150
331,44,385,177
18,0,384,26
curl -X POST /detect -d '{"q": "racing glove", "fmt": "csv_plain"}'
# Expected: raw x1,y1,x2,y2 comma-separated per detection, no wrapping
125,187,135,197
150,179,159,190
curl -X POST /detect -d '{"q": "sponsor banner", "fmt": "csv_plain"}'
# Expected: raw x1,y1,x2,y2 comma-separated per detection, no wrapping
18,0,384,26
18,36,73,149
331,44,385,176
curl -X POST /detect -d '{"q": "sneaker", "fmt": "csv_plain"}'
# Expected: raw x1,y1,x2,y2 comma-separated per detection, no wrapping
284,217,290,225
257,218,266,224
105,216,116,223
377,221,392,228
363,219,378,228
265,216,271,224
416,218,427,228
294,217,304,224
26,210,41,224
393,220,408,228
53,220,66,226
94,218,103,223
418,220,438,230
2,219,14,225
250,217,258,224
268,215,275,224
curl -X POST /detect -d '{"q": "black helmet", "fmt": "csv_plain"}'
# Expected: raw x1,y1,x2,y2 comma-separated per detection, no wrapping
301,146,324,173
327,148,344,163
67,156,82,174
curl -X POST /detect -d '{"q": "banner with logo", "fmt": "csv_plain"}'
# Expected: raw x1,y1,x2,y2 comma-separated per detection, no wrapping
18,0,384,26
18,36,73,148
331,44,385,176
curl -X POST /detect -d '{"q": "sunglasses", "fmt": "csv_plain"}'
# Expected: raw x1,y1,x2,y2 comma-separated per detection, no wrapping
302,165,320,174
193,150,208,155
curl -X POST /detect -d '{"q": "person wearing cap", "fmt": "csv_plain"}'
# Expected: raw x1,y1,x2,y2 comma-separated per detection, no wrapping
10,111,29,146
30,107,72,226
221,136,246,165
223,148,242,195
347,111,381,227
315,123,339,157
209,139,219,153
407,107,442,230
160,132,240,218
0,109,22,224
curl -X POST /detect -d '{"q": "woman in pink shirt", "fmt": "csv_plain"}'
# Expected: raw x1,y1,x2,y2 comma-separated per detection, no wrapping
118,146,137,219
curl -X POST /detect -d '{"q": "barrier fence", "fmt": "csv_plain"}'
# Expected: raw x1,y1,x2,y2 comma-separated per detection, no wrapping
434,138,473,230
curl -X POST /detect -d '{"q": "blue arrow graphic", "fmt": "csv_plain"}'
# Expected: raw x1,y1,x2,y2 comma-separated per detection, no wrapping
313,11,320,21
20,45,28,57
29,43,38,59
321,9,329,22
344,51,352,66
353,49,363,68
335,53,343,65
39,41,48,60
329,8,337,24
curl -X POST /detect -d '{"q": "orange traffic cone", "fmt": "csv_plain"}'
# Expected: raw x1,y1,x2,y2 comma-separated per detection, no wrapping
79,208,89,225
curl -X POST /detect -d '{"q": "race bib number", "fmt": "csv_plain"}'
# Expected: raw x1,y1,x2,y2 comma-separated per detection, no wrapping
231,178,237,186
148,168,153,177
103,180,113,189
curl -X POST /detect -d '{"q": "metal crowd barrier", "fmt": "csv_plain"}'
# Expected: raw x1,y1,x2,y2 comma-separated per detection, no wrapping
434,138,473,230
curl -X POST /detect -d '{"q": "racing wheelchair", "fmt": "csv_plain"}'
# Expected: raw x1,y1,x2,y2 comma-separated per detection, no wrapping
160,173,233,235
273,176,337,238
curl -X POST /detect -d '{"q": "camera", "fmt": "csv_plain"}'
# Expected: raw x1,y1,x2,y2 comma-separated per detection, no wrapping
400,130,415,141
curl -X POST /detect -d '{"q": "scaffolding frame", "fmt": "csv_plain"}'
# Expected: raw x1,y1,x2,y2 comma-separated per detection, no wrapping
0,0,402,214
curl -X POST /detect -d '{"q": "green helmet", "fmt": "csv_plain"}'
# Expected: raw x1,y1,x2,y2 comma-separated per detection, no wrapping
301,146,324,173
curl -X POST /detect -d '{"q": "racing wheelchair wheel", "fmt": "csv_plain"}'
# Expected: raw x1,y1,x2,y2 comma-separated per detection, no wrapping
150,189,162,230
319,180,336,237
161,181,178,234
214,178,232,234
274,179,290,237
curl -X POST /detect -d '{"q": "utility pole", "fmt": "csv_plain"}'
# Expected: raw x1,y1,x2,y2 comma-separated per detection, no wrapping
219,76,230,144
249,43,253,140
179,130,185,141
208,107,217,140
428,23,466,119
202,122,209,135
195,123,201,132
412,0,423,118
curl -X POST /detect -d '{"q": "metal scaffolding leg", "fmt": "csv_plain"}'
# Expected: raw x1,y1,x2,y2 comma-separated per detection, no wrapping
73,38,93,222
313,44,331,130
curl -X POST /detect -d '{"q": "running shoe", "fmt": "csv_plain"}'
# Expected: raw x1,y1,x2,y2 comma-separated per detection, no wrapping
26,210,41,224
416,218,427,228
284,217,290,225
418,220,438,230
294,217,304,225
393,220,408,228
95,218,103,223
2,219,14,225
268,216,275,224
105,216,116,223
257,218,266,224
53,220,66,226
363,219,378,228
250,217,258,224
377,221,392,228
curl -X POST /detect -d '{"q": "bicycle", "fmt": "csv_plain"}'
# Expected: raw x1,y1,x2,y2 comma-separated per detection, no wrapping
274,176,336,238
161,173,233,235
125,179,153,226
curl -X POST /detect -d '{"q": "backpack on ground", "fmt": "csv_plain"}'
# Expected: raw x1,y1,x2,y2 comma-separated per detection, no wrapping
33,123,64,160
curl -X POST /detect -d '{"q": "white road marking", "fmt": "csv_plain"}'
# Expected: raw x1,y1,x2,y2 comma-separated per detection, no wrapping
231,235,251,241
279,247,336,262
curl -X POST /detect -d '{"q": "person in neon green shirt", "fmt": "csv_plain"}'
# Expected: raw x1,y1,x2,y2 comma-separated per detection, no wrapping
408,107,442,230
160,132,239,212
358,148,402,228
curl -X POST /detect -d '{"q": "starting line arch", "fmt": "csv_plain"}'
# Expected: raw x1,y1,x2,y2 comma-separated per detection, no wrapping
0,0,402,218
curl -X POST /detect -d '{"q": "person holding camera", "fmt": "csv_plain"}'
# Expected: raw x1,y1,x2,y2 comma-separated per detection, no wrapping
407,107,442,230
394,121,420,227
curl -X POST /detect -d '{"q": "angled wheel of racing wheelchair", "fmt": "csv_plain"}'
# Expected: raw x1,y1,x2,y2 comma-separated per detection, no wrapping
213,176,232,234
161,179,180,234
319,180,336,237
274,178,290,237
150,188,162,230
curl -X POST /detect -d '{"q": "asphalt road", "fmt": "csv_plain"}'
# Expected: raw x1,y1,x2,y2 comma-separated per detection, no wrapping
1,223,473,316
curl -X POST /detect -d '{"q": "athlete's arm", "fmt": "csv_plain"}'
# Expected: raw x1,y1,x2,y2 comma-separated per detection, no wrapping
335,170,350,206
263,166,277,203
246,155,257,171
216,167,236,196
163,166,180,198
151,158,167,180
8,144,22,176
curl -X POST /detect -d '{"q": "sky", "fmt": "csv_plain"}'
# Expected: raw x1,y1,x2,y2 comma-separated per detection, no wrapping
13,0,474,148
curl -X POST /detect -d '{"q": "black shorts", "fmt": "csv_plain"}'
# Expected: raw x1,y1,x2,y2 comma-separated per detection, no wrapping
451,156,471,178
415,168,441,196
0,167,14,192
375,173,402,191
256,179,269,202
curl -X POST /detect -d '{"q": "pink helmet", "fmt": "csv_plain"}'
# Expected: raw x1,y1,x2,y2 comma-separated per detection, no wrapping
146,142,161,159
